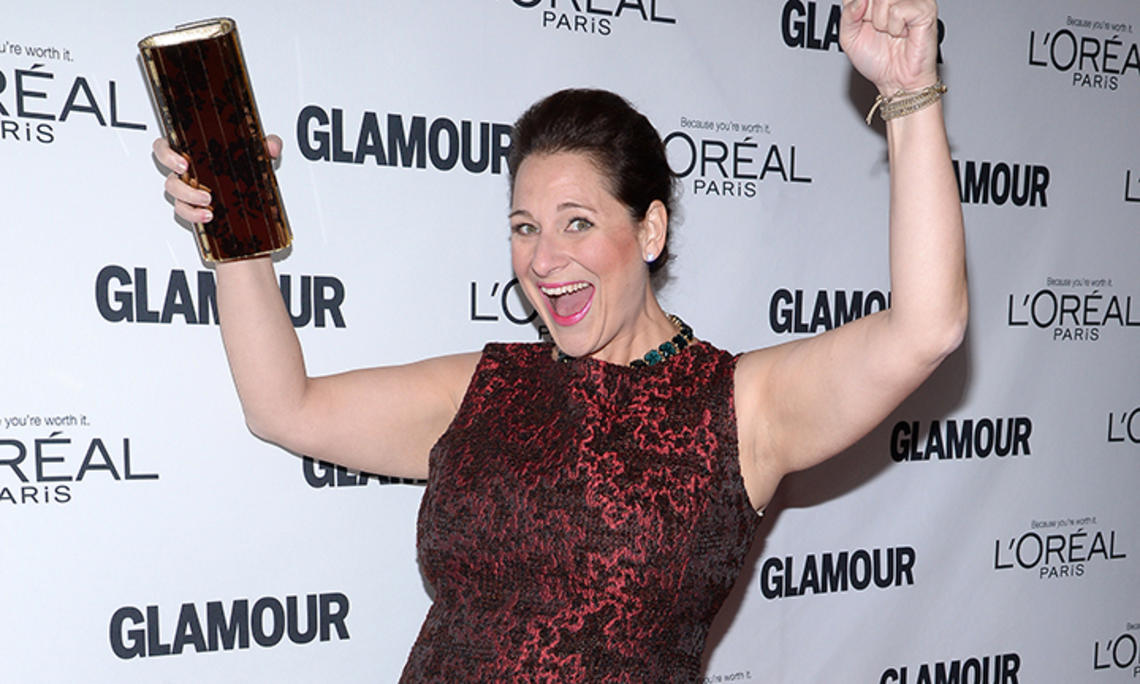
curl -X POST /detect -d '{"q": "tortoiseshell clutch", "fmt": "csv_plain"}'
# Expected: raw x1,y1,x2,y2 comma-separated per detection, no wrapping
139,18,291,262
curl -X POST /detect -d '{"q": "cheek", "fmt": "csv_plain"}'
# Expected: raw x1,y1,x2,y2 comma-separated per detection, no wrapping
509,239,529,274
585,235,642,284
509,241,541,307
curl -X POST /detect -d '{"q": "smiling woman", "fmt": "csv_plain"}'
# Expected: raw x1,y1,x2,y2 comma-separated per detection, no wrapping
151,1,966,679
509,89,677,276
508,147,675,363
504,89,684,364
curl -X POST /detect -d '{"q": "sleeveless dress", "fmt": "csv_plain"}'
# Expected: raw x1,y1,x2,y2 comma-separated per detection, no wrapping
401,341,761,683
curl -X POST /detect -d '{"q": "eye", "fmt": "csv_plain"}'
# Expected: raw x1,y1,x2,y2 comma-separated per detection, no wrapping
567,217,593,232
511,222,538,236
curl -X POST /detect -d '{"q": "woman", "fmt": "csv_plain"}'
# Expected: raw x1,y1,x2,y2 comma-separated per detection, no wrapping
155,0,965,680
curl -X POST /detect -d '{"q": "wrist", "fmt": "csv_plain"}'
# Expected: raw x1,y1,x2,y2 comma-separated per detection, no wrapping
866,81,947,125
873,70,941,98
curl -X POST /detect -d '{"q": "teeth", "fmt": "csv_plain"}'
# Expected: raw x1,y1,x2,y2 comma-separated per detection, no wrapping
540,282,591,297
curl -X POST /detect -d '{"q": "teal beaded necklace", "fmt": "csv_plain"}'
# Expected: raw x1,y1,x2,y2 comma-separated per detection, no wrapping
554,314,694,367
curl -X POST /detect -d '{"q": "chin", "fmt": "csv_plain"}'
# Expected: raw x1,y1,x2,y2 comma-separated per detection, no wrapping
546,324,595,358
548,331,583,357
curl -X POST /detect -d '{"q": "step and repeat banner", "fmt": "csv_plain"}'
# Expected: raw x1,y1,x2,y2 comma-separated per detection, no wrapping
2,1,1138,682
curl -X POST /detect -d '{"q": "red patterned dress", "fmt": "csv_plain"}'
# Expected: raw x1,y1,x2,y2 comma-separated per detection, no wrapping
400,341,761,682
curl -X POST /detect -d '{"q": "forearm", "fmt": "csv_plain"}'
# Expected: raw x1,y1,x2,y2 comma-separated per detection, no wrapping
215,256,309,438
884,100,968,359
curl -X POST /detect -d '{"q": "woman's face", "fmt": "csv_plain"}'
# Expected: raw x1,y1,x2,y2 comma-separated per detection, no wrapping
510,152,664,363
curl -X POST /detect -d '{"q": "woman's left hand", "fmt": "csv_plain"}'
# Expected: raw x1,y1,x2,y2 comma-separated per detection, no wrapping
839,0,940,94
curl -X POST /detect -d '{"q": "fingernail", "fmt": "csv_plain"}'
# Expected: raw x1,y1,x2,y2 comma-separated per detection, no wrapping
175,159,188,173
202,210,214,222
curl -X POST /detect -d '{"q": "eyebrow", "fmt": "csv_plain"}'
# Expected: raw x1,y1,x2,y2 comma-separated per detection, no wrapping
508,201,596,219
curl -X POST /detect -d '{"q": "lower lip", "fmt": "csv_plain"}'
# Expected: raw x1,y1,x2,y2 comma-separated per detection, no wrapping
546,287,594,327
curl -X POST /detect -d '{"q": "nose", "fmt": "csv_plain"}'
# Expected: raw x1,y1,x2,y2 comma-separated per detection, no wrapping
528,231,569,278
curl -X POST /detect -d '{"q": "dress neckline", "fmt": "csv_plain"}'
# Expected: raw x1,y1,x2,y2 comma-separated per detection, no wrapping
545,337,707,375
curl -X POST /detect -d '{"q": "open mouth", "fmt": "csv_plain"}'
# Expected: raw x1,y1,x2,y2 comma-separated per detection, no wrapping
539,281,595,326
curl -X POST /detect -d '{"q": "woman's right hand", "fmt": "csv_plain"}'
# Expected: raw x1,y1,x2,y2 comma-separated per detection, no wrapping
152,134,283,224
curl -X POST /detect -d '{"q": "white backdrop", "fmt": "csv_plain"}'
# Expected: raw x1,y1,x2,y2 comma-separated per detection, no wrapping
2,1,1138,682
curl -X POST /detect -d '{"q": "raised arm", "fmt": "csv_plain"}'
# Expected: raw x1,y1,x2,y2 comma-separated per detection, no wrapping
735,0,967,508
155,137,478,479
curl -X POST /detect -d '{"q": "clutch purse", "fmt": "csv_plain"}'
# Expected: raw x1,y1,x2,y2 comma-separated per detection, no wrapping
139,18,291,262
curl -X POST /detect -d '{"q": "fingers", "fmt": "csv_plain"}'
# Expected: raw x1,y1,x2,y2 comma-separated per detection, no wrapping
164,172,213,223
153,136,212,222
151,137,189,175
862,0,936,37
153,132,282,223
162,170,211,206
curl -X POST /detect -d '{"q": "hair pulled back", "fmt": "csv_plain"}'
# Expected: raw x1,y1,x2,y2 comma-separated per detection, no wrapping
508,88,678,276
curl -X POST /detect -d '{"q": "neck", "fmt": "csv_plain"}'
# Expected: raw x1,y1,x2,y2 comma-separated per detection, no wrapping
587,292,679,365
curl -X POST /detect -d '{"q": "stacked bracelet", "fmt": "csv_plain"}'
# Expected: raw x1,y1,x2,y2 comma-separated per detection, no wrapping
865,80,947,125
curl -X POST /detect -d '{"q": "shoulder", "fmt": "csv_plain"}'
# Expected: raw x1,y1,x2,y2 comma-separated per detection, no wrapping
446,342,556,392
476,341,556,370
422,341,551,376
732,343,788,431
732,341,791,398
678,338,739,382
732,344,790,499
399,350,483,413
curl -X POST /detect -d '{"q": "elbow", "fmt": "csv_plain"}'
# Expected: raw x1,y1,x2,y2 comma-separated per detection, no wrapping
241,404,299,447
234,383,311,447
892,292,968,371
243,411,279,443
932,319,966,367
945,288,970,353
923,293,969,366
948,308,968,355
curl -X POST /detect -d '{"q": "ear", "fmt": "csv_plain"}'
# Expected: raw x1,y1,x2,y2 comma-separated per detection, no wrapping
638,200,669,263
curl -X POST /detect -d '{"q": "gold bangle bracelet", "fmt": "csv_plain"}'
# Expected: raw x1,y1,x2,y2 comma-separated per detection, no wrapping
865,81,947,125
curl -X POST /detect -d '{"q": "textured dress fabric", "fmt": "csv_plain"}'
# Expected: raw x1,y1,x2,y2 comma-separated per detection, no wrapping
401,341,761,683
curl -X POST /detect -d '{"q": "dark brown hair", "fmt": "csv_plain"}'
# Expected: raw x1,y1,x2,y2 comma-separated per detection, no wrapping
508,88,678,276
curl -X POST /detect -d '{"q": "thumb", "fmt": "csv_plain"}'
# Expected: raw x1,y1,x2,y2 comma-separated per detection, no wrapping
842,0,869,24
265,134,283,160
839,0,867,51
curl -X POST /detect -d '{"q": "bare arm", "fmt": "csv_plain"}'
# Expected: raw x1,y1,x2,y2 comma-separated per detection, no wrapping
155,137,476,479
736,0,967,508
215,258,478,479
